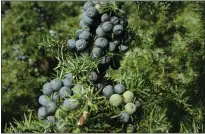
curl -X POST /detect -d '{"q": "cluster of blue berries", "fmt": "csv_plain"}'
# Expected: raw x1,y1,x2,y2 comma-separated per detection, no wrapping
37,73,85,122
67,1,130,68
37,1,139,131
66,1,139,125
67,0,132,86
67,1,101,53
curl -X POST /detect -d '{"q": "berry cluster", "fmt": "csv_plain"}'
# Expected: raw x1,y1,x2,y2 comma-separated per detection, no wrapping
67,1,131,71
68,0,140,127
38,72,92,128
37,1,140,132
99,83,141,123
38,73,78,121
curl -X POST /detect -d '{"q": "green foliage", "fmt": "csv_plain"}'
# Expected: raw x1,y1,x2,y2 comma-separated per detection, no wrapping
2,1,205,133
107,1,205,133
1,1,81,128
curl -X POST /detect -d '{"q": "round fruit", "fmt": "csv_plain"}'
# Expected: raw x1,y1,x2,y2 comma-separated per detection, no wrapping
81,12,86,19
119,112,130,123
118,45,128,52
102,21,113,33
95,4,100,11
82,15,94,26
46,116,56,124
113,24,124,36
50,92,60,102
101,13,110,22
124,103,137,115
84,1,94,11
102,85,114,98
92,0,99,5
123,91,134,103
114,84,126,94
92,47,103,58
59,86,72,98
51,79,63,91
79,20,85,27
109,94,123,107
43,82,53,95
63,98,79,110
45,101,57,114
63,79,72,87
79,31,91,41
38,107,47,120
95,37,108,49
113,40,121,46
39,95,51,106
86,7,99,18
109,42,117,52
64,73,73,80
76,39,87,51
110,16,119,25
82,25,91,31
135,100,141,108
67,39,76,50
100,1,109,5
75,29,83,39
96,26,106,37
89,71,98,82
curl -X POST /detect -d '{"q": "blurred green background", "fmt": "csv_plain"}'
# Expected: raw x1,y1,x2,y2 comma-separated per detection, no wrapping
1,1,205,132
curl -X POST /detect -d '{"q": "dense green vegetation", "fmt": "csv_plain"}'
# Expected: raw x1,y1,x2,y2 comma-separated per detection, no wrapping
2,1,205,133
1,1,82,129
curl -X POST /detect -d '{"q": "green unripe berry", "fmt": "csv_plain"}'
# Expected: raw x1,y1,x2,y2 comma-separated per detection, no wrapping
109,94,123,107
124,103,137,115
123,91,134,103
